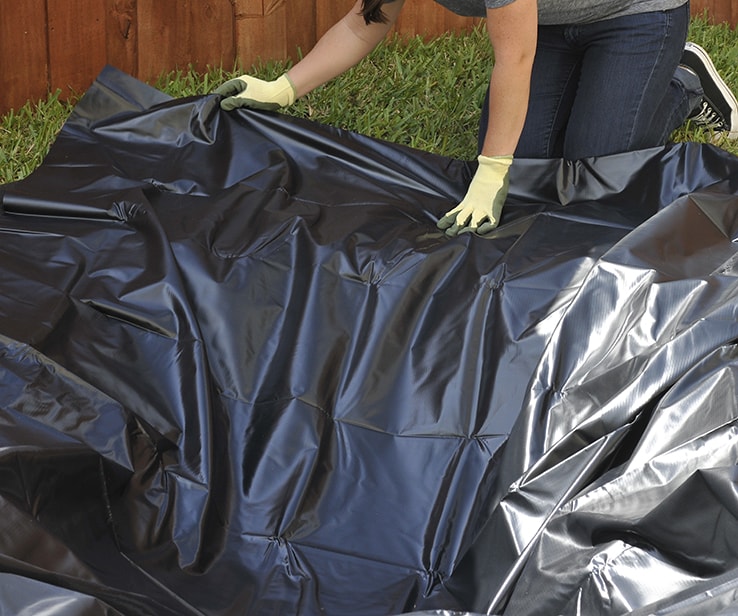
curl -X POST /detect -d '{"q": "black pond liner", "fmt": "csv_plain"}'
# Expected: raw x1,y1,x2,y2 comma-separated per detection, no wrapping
2,66,738,616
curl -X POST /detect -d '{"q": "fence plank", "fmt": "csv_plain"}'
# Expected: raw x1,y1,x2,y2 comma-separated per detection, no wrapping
234,0,288,70
136,0,234,82
48,0,108,98
106,0,138,77
234,0,317,69
1,0,49,111
286,0,317,62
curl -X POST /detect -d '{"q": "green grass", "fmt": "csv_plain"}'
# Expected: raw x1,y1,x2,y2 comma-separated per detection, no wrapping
0,90,77,183
2,16,738,185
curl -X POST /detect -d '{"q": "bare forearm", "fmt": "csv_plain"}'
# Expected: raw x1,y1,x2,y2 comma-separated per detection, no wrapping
287,0,404,98
480,61,533,156
480,0,538,157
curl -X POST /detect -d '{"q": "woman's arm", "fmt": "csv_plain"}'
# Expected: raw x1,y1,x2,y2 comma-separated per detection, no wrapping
480,0,538,156
437,0,537,236
288,0,406,98
215,0,405,110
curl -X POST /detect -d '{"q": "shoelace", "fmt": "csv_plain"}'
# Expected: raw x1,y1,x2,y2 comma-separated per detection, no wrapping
691,99,726,130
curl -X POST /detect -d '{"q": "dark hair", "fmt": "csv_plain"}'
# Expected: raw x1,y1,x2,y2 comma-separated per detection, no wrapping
360,0,387,24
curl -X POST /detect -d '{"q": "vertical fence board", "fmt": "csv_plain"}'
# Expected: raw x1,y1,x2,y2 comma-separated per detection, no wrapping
239,0,264,14
234,0,287,70
137,0,234,82
136,0,178,80
106,0,138,77
1,0,49,112
234,0,317,68
286,0,317,62
48,0,107,97
187,1,235,71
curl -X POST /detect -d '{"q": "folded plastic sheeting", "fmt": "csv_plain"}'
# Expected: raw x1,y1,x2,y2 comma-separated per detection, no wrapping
2,66,738,616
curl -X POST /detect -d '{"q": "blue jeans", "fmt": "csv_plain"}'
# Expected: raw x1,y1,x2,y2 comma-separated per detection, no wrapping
479,4,699,159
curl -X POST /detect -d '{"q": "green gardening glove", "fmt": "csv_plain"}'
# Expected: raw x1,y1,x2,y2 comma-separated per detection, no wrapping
437,154,513,236
214,74,296,111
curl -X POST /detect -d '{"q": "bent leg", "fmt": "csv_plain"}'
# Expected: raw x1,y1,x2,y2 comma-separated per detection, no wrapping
561,5,690,159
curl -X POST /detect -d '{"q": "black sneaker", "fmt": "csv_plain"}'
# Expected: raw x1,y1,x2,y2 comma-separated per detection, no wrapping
681,42,738,139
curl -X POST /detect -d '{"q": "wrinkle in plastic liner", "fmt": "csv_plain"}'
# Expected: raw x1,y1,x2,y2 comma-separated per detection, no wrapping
1,65,738,615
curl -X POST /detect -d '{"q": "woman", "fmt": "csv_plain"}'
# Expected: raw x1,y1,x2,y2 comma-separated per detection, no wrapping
214,0,737,236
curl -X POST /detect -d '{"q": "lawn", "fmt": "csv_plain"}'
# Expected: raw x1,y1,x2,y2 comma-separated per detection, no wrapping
1,15,737,185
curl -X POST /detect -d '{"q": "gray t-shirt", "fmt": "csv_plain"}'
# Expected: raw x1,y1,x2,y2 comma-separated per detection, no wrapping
389,0,687,24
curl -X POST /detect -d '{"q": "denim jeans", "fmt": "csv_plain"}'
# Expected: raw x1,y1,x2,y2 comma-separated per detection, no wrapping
479,3,700,159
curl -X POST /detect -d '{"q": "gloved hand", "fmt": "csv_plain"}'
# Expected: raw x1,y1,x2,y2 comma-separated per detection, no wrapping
437,154,513,236
214,74,296,111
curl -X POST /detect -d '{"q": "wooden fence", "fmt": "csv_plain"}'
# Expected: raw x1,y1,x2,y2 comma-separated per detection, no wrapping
1,0,735,116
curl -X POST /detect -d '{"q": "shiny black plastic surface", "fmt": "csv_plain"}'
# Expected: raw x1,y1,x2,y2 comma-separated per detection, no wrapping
2,66,738,615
